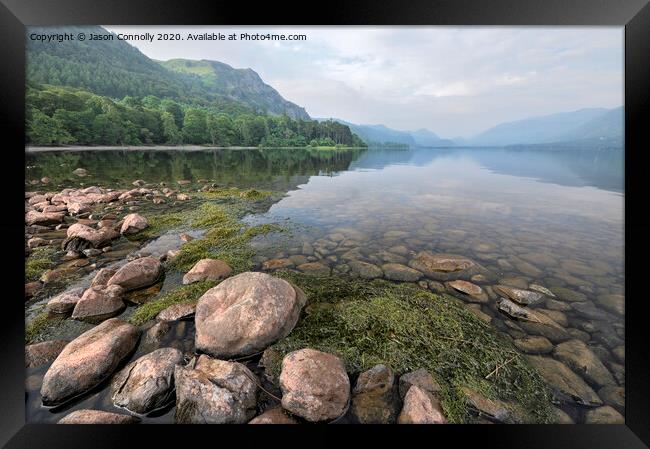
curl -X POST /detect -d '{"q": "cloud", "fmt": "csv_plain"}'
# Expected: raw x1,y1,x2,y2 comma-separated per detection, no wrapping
105,26,623,137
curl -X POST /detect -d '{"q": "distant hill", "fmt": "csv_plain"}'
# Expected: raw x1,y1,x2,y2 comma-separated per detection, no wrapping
469,107,623,146
317,118,454,147
559,106,623,142
159,59,309,119
27,26,308,118
408,128,455,147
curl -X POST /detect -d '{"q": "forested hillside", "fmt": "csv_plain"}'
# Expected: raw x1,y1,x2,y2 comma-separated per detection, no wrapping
26,26,363,147
26,84,363,147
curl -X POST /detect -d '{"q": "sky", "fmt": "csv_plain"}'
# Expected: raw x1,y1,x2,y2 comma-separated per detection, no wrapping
105,26,623,138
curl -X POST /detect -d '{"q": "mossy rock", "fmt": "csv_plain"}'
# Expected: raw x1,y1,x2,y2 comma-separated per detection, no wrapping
268,272,555,424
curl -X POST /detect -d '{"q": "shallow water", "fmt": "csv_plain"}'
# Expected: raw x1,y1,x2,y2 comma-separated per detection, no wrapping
25,146,624,423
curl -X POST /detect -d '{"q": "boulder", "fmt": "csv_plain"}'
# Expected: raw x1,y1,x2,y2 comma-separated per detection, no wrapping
46,287,85,314
348,261,383,280
572,302,612,321
27,237,47,249
72,168,88,177
525,356,602,406
498,299,570,342
63,223,118,251
598,385,625,412
157,303,196,322
461,386,515,423
553,340,615,388
25,340,69,368
249,408,299,424
141,321,172,349
596,294,624,316
408,252,479,280
182,259,232,285
398,368,442,400
381,263,422,282
25,210,64,226
262,258,294,270
296,262,331,276
175,355,257,424
41,318,139,406
549,287,587,302
279,348,350,422
58,409,140,424
195,272,306,358
111,347,184,414
397,385,447,424
25,281,42,299
90,267,118,287
513,336,553,354
71,285,125,323
447,280,488,302
493,285,543,305
120,213,149,235
529,284,556,297
107,257,163,292
350,364,400,424
584,406,624,424
67,202,92,215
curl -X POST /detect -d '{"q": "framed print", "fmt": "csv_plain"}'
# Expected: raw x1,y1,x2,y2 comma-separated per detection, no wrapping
1,0,648,447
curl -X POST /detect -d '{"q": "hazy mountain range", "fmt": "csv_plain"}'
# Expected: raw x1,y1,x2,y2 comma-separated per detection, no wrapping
321,106,622,148
468,107,623,147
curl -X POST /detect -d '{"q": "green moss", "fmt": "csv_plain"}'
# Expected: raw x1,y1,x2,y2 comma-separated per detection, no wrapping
197,187,273,201
167,201,285,273
190,203,235,228
25,312,50,344
25,246,58,282
128,280,218,326
129,210,185,241
269,273,554,424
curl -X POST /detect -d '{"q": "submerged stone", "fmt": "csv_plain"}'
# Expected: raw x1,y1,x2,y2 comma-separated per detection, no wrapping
382,263,422,282
58,409,139,424
526,356,602,406
350,364,400,424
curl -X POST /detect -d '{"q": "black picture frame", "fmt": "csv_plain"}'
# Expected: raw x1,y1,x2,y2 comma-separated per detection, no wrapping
1,0,648,447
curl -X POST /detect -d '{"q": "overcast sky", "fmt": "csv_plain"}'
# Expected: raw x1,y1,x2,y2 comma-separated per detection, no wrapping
105,26,623,138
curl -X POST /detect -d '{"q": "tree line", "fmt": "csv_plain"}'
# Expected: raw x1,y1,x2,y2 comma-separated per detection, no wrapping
26,84,367,148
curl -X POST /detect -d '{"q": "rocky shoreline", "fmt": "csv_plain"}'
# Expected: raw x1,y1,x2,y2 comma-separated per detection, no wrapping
25,172,624,424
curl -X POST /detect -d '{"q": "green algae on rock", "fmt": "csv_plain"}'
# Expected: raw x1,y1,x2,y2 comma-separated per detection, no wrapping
26,246,58,282
128,280,218,326
268,272,555,424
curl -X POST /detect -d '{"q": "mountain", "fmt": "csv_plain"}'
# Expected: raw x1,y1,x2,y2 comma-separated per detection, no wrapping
469,107,622,146
558,106,623,141
159,59,308,119
408,129,455,147
26,26,308,119
317,118,454,147
322,119,415,146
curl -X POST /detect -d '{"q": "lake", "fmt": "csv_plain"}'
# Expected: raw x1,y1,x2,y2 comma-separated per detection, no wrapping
25,146,625,423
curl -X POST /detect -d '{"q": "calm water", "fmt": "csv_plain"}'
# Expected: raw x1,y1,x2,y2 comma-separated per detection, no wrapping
25,146,624,423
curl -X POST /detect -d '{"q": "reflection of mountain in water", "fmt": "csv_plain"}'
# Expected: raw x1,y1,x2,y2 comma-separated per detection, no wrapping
27,145,623,195
348,147,623,193
348,147,451,170
26,147,367,193
465,147,624,193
